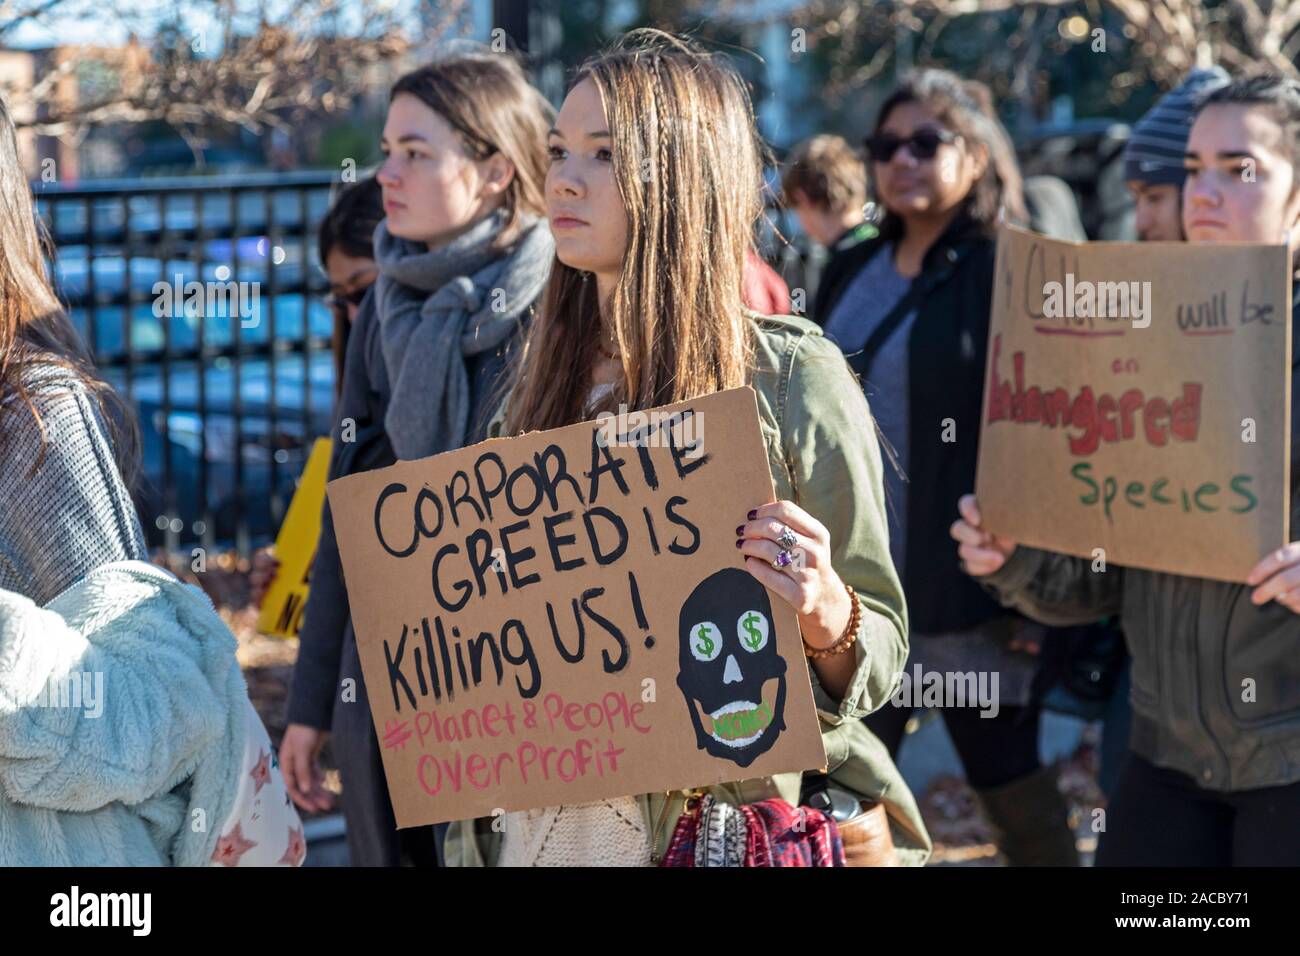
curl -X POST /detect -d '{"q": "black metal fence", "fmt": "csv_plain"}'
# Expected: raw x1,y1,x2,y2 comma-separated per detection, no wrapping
36,170,343,556
33,169,841,559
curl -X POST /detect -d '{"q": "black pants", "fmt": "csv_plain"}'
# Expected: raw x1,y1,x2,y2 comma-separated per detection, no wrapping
1097,754,1300,866
334,627,440,866
864,699,1041,790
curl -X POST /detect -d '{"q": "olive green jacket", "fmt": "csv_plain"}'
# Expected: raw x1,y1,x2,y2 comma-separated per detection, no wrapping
983,542,1300,792
443,314,930,865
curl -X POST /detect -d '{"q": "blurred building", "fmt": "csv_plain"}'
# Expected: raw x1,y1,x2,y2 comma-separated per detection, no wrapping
0,37,151,182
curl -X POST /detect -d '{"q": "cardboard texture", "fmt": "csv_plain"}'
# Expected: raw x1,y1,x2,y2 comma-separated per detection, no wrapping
257,437,332,638
327,387,827,827
976,224,1292,582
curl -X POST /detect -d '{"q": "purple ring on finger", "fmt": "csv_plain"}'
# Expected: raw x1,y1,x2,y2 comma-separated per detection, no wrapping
772,549,792,570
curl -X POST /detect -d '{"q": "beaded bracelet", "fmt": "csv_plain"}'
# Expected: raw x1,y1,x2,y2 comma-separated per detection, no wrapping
804,581,861,660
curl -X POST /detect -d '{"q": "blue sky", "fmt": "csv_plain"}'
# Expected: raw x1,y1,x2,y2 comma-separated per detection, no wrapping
4,0,415,50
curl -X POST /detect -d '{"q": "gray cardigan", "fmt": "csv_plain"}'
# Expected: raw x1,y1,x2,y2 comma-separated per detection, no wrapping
0,363,147,605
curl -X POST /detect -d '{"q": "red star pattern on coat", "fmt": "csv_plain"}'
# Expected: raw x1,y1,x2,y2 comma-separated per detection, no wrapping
211,823,258,866
278,825,306,866
250,748,271,795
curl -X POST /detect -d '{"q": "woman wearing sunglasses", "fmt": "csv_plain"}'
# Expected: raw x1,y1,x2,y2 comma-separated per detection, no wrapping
818,70,1076,866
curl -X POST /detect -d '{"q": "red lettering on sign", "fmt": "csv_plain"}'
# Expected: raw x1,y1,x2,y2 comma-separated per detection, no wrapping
986,335,1203,454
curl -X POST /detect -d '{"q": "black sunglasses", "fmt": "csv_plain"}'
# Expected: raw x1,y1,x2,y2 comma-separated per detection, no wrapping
324,284,371,312
864,128,959,163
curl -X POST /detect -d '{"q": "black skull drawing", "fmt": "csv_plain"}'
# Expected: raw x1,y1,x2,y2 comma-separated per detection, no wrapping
676,567,787,766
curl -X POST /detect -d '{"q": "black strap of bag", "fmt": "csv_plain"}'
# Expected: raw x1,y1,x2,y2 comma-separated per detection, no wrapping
843,244,971,381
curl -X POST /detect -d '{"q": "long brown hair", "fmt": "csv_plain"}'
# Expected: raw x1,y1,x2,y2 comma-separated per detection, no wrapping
870,68,1027,240
390,51,553,250
505,29,763,433
0,95,139,486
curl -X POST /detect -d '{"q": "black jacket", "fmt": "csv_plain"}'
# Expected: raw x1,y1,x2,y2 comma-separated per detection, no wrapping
811,221,879,327
820,212,1005,634
286,289,515,732
284,288,519,864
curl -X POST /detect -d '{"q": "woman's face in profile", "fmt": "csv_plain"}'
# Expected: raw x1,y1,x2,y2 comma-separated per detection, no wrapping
1184,103,1300,244
545,78,629,280
377,93,499,247
873,101,983,220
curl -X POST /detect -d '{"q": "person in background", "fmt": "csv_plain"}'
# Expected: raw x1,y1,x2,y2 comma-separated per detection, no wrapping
249,177,385,607
1071,66,1233,802
320,177,386,395
1021,175,1087,241
279,51,555,866
780,134,877,324
819,68,1076,866
1124,67,1231,242
955,75,1300,866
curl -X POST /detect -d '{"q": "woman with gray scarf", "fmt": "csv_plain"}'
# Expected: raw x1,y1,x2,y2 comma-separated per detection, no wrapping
281,52,554,866
372,204,553,461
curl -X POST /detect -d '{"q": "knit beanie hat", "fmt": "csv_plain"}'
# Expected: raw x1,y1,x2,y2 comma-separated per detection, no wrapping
1123,67,1232,186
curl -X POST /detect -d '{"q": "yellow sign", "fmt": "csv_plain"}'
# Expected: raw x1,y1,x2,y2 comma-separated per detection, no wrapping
258,437,332,638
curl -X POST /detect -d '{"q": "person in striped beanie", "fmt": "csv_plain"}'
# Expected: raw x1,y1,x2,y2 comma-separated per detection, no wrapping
1123,66,1230,240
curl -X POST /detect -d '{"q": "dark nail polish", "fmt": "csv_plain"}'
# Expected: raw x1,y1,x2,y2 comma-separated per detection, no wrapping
735,525,745,536
747,510,757,520
735,539,743,548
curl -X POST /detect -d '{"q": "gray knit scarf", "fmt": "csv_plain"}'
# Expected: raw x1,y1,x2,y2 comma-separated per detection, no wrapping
371,208,553,460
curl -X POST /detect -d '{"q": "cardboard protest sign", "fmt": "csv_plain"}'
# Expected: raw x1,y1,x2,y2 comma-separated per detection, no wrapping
976,224,1292,582
327,387,826,828
257,437,332,638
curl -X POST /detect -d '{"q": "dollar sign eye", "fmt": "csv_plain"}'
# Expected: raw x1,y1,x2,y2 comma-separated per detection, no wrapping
737,610,768,652
689,621,721,662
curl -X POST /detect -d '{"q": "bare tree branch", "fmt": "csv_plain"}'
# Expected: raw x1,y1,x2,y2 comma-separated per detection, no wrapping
0,0,74,36
0,0,467,144
783,0,1300,107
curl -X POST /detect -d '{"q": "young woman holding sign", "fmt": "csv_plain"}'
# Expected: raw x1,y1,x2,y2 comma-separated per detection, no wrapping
441,30,921,867
953,74,1300,866
282,51,555,866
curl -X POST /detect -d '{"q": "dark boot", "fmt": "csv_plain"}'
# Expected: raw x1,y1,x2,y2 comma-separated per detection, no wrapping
975,765,1078,866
